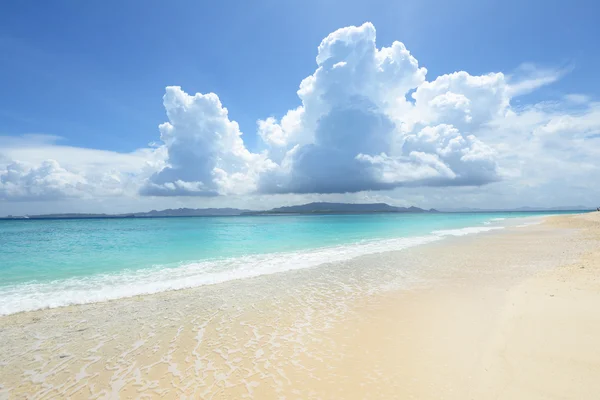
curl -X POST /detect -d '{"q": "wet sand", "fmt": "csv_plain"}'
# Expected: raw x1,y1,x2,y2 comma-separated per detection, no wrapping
1,212,599,399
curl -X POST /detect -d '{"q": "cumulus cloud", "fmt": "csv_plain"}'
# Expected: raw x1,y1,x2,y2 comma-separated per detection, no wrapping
0,160,88,200
408,71,510,132
0,135,163,201
141,23,505,196
2,22,598,208
257,22,501,193
141,86,275,196
0,158,149,201
358,124,499,187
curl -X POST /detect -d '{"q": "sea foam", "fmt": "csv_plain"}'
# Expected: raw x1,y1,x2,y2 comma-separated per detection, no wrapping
432,226,503,236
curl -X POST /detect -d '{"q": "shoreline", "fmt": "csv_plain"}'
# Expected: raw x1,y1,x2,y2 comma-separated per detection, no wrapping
1,212,599,398
0,214,547,317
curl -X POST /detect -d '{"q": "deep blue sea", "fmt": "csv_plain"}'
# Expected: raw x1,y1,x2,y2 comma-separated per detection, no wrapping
0,211,583,315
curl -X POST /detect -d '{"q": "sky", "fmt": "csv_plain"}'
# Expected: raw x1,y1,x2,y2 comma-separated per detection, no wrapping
1,0,599,215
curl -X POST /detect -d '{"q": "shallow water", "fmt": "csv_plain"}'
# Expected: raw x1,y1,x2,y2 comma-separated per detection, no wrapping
0,214,589,399
0,211,581,314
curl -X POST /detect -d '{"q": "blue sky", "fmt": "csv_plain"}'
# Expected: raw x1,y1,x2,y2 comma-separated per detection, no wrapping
2,0,597,151
1,0,599,214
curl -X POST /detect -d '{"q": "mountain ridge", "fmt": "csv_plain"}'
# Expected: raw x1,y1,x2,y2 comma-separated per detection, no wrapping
2,203,594,220
2,203,435,219
246,202,437,214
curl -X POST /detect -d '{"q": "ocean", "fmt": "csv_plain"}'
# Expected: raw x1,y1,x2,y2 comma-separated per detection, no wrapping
0,211,582,315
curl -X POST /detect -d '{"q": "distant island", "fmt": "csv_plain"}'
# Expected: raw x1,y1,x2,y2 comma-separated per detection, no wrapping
243,202,437,215
2,202,594,220
1,203,436,220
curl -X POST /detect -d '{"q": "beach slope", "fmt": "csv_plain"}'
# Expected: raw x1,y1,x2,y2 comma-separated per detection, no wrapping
1,213,599,398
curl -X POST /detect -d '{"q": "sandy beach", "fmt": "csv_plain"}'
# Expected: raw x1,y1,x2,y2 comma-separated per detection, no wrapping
1,212,600,399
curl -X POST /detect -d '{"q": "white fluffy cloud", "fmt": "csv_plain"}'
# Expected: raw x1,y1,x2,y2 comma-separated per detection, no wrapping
0,157,142,201
141,86,275,196
0,135,162,201
408,71,510,133
255,23,505,193
1,22,599,209
358,124,499,188
0,160,88,200
481,101,600,195
143,23,511,196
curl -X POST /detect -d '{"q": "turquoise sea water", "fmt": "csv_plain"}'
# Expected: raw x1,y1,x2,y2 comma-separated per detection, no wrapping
0,211,584,315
